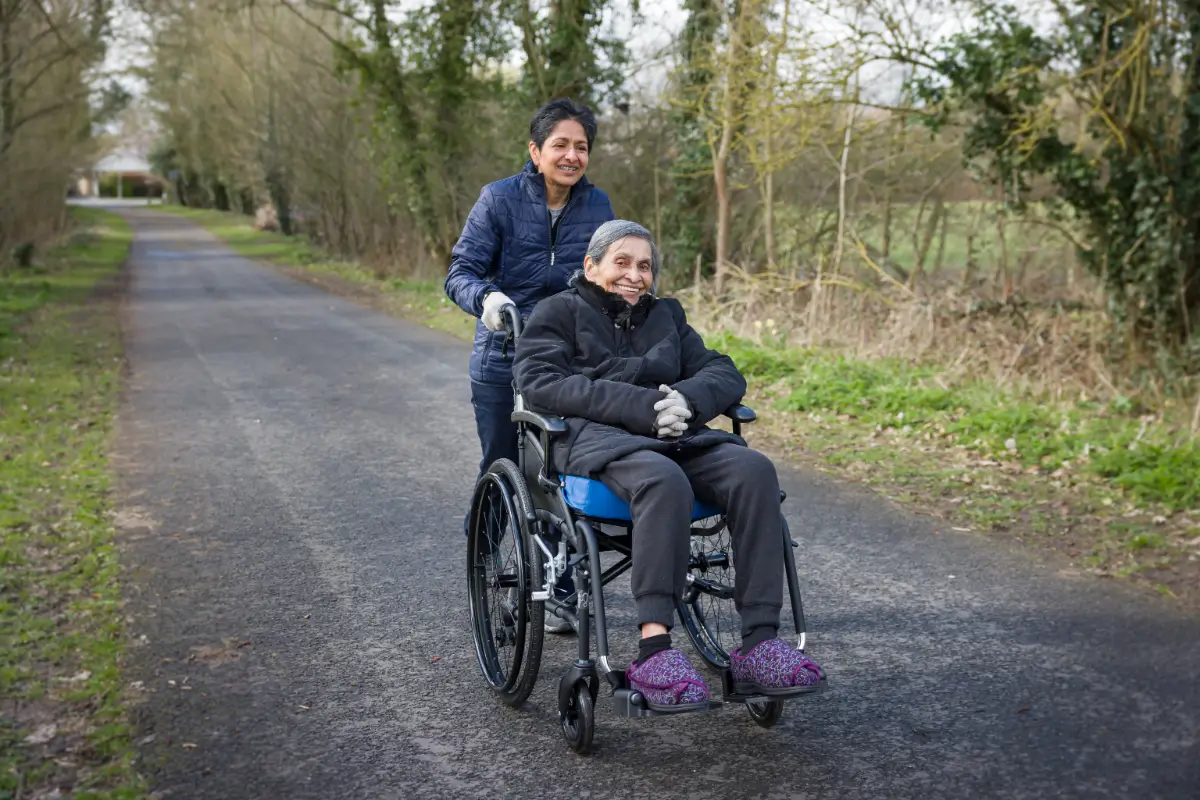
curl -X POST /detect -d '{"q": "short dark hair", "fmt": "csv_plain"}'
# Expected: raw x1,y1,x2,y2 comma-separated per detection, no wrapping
530,98,598,150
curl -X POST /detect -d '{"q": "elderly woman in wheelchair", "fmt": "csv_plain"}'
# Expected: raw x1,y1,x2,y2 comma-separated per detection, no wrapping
465,219,822,752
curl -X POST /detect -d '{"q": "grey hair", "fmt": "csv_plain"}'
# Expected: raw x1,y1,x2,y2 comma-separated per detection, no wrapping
584,219,661,293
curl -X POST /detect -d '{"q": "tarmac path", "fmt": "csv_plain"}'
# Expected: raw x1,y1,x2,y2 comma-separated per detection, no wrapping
111,207,1200,799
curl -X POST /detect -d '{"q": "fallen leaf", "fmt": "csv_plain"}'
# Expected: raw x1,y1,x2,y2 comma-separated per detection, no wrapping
24,724,56,745
189,639,246,667
430,656,442,663
1017,706,1031,714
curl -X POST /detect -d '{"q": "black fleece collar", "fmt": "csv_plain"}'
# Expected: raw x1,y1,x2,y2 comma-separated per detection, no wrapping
571,272,654,328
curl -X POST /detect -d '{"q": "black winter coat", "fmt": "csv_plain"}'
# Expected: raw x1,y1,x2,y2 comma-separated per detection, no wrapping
513,275,748,477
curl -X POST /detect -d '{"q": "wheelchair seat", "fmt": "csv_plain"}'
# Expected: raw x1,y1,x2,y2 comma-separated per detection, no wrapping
560,475,721,522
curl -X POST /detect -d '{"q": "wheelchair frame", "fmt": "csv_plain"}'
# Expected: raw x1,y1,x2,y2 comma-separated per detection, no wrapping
468,305,817,754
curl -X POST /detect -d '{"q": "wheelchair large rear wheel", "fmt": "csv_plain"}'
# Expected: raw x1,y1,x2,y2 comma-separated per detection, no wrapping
677,516,801,671
676,518,740,670
467,459,545,707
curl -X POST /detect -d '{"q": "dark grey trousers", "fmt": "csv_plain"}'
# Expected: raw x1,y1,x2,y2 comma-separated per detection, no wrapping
597,442,784,636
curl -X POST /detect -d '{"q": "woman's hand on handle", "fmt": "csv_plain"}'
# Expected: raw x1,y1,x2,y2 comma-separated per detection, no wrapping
481,291,515,331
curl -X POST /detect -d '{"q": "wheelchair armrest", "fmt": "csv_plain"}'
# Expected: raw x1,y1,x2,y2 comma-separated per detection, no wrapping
511,409,568,436
511,408,567,493
724,404,755,436
725,404,756,423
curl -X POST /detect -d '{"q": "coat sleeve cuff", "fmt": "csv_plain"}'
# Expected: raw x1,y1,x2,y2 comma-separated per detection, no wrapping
621,387,662,435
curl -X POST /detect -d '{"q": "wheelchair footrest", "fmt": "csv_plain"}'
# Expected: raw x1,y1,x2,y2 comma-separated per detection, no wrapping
607,671,722,718
611,688,722,718
719,668,821,703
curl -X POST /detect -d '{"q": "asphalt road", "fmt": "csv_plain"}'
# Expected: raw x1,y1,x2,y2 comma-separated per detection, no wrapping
111,208,1200,799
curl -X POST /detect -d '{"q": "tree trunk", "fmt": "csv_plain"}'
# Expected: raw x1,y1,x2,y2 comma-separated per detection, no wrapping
994,180,1012,298
911,195,944,290
712,57,735,295
831,100,855,281
934,204,948,275
881,185,892,260
0,0,15,157
760,0,788,272
881,113,906,261
653,163,662,246
546,0,595,101
764,159,775,270
712,0,761,294
516,0,546,98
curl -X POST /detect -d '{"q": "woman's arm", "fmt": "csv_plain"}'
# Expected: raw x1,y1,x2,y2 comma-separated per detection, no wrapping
665,300,748,427
514,297,662,435
445,186,503,317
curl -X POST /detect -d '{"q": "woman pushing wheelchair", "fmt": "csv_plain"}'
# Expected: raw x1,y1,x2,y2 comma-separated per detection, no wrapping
513,220,824,708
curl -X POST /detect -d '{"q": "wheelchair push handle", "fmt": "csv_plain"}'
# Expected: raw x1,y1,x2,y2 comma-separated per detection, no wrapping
500,303,523,360
501,303,523,339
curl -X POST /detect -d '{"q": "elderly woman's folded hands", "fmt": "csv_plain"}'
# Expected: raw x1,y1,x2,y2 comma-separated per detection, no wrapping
654,384,692,438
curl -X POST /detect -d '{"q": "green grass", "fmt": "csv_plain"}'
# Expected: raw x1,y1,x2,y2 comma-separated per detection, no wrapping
710,333,1199,513
0,207,145,799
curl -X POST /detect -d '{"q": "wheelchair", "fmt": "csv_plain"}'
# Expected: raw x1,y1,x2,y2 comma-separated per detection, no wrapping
466,305,819,754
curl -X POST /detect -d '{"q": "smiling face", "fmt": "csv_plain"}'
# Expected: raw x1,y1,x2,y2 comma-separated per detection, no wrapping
528,119,589,197
584,236,654,304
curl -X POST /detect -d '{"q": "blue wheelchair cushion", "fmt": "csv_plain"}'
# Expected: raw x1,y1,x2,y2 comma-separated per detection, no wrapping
560,475,721,521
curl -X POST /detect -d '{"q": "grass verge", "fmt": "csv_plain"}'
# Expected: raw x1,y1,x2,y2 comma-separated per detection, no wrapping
161,205,1200,607
1,207,144,799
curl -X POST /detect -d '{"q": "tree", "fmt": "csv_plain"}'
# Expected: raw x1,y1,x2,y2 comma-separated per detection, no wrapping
510,0,630,106
662,0,720,279
908,0,1200,357
0,0,109,261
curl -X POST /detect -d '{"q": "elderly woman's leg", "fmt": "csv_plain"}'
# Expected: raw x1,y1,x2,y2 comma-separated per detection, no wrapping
598,449,711,707
679,443,823,690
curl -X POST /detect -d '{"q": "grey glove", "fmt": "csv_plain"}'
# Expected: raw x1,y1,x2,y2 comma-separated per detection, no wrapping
481,291,514,332
653,384,692,438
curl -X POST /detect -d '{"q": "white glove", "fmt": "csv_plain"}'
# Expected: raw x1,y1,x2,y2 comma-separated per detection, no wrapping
481,291,514,332
654,384,692,438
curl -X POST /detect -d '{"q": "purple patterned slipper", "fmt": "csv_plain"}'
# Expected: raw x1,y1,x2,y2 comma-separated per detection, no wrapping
626,649,711,709
730,638,824,696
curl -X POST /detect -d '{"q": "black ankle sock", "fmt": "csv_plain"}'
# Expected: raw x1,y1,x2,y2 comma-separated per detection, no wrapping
741,625,778,654
637,633,672,664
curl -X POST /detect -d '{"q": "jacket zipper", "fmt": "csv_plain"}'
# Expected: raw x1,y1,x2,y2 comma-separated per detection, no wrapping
548,190,581,279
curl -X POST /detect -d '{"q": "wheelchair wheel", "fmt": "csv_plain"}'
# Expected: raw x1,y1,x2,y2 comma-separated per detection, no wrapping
747,698,785,728
467,459,544,707
676,519,740,670
560,683,595,755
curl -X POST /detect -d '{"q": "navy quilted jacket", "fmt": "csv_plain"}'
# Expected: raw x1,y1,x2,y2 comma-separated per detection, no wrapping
444,161,615,384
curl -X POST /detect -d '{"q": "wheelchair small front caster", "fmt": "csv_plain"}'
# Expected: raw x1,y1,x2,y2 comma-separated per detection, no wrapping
560,682,595,754
746,698,784,728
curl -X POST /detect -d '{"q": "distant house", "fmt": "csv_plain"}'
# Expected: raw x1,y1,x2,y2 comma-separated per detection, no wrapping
75,149,164,198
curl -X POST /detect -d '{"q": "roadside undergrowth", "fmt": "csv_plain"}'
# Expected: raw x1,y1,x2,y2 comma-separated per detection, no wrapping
1,207,144,799
166,206,1200,607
